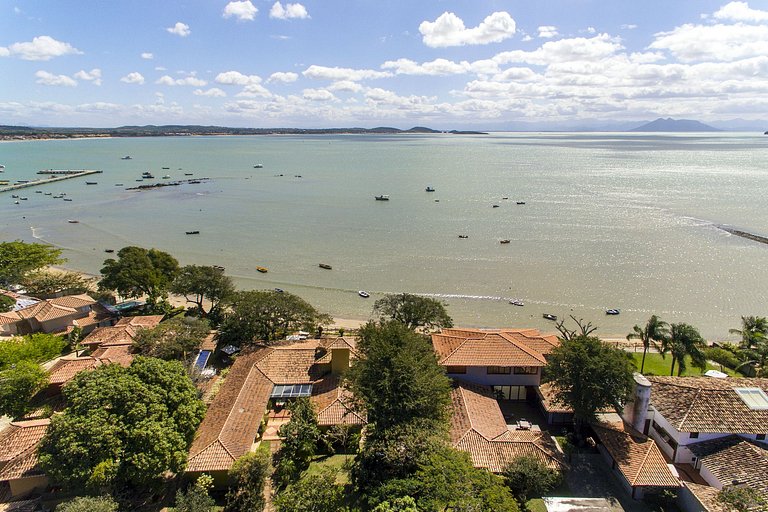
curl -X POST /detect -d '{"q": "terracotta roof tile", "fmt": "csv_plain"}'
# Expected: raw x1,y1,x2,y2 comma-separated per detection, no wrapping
82,325,137,347
115,315,164,328
90,345,134,367
647,376,768,434
16,302,76,322
311,375,366,426
201,332,216,352
688,435,768,502
433,328,557,368
47,357,99,385
683,482,728,512
0,312,21,326
0,419,50,482
592,422,679,488
48,294,95,308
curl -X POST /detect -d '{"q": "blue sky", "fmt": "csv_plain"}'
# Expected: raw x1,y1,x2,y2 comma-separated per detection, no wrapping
2,0,768,128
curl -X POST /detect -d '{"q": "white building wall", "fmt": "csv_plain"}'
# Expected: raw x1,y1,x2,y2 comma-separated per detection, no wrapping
445,366,541,387
697,464,723,490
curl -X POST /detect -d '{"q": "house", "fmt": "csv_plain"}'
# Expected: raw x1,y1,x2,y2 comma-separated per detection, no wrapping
186,337,364,484
0,419,50,499
11,294,112,336
450,380,565,473
432,328,558,401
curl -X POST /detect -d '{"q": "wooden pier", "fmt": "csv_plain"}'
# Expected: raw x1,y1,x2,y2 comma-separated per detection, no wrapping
0,170,102,194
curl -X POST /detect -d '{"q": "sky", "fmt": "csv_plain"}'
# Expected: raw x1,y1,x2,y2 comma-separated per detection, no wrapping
2,0,768,128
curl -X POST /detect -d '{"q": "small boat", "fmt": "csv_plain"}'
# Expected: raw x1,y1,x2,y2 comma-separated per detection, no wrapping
162,167,170,170
162,175,170,179
185,230,200,235
35,190,42,194
142,172,154,178
358,290,370,298
212,265,225,271
509,299,524,307
502,197,509,200
53,195,63,199
256,266,268,273
86,181,98,185
121,156,132,160
492,204,500,208
115,183,123,186
254,164,263,168
63,198,72,202
67,220,79,224
274,288,284,293
0,164,5,169
44,192,52,196
458,235,469,239
500,239,511,244
136,179,144,182
605,309,621,315
319,263,332,270
516,201,526,205
543,314,558,321
184,173,193,176
375,195,390,201
14,201,18,204
105,249,114,253
295,175,302,178
425,186,435,192
20,197,28,201
11,194,18,198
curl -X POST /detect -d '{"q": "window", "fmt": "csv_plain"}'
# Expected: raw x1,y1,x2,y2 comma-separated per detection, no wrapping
514,366,538,375
689,432,699,439
446,366,467,374
487,366,512,374
757,434,766,441
492,385,528,401
734,388,768,410
270,384,313,398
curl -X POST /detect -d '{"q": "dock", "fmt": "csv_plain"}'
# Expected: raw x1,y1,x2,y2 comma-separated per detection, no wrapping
0,170,102,194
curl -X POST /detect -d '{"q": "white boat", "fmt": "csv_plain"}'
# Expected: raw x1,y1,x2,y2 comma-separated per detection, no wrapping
375,195,390,201
162,175,171,179
358,290,370,298
509,299,524,307
605,309,620,315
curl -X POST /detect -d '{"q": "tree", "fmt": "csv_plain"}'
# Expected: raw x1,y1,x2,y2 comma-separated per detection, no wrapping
225,451,270,512
21,270,93,297
346,321,451,432
729,315,768,349
545,335,635,432
273,397,321,489
0,295,14,313
98,246,179,307
372,497,420,512
175,473,215,512
171,265,235,321
38,357,205,494
372,293,453,331
0,333,66,370
717,485,765,512
55,496,119,512
664,323,707,376
0,361,48,418
0,240,64,285
555,316,598,341
133,316,210,361
503,455,562,507
274,468,349,512
216,290,331,346
627,315,669,374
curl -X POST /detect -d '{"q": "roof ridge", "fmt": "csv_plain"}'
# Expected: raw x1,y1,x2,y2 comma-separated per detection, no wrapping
676,387,702,431
219,364,272,450
631,437,657,486
439,338,471,365
498,332,546,363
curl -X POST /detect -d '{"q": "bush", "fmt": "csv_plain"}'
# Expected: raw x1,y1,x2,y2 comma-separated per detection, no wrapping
0,333,67,370
503,455,563,505
273,468,348,512
225,451,270,512
175,474,215,512
704,347,740,370
56,496,118,512
0,295,14,313
0,360,48,418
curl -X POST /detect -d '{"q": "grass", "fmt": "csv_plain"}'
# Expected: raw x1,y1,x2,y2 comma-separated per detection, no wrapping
305,454,354,485
632,352,738,376
526,499,548,512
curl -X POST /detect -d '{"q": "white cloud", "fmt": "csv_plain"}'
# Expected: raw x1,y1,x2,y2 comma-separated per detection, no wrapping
74,68,102,85
621,24,638,30
586,26,597,34
141,52,154,60
223,1,258,21
419,11,516,48
538,26,558,38
381,58,471,76
236,84,272,97
328,80,364,93
120,72,145,85
156,74,207,86
270,2,309,20
494,34,623,66
267,71,299,83
3,36,81,61
302,88,336,101
714,1,768,22
194,88,227,97
521,35,533,42
166,22,191,37
215,71,262,85
650,23,768,62
35,70,77,87
302,65,391,81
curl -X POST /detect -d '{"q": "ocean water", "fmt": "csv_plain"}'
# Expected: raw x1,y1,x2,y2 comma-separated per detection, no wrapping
1,132,767,339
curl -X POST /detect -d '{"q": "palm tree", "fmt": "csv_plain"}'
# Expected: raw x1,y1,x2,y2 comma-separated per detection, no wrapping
627,315,669,374
666,323,707,376
729,315,768,349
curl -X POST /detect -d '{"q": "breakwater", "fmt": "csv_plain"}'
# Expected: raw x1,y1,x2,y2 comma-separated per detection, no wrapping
0,170,102,193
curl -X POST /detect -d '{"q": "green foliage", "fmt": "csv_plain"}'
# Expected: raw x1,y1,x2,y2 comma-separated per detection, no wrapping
704,346,741,370
217,290,331,346
664,323,707,376
0,360,48,418
0,294,14,313
372,293,453,331
0,240,64,285
225,451,270,512
99,246,179,306
171,264,235,322
55,495,119,512
545,335,635,427
503,455,563,505
21,270,93,297
716,485,766,512
273,398,321,489
38,357,205,494
0,333,67,370
372,497,420,512
729,316,768,349
274,468,349,512
175,474,215,512
133,316,210,361
627,315,669,374
346,321,451,432
322,424,359,455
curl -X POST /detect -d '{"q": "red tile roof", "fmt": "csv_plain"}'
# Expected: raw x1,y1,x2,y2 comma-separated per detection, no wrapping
433,328,558,367
687,435,768,502
47,294,95,309
311,375,366,426
0,419,50,482
115,315,164,328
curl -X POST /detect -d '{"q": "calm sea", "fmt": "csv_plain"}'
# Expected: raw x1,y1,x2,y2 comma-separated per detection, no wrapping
1,133,767,338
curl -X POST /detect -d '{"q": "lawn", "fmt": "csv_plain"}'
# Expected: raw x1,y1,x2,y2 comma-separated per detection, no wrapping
305,454,354,485
632,352,738,377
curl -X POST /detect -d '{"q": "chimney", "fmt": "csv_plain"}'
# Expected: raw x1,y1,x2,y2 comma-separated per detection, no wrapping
622,373,652,433
330,347,350,375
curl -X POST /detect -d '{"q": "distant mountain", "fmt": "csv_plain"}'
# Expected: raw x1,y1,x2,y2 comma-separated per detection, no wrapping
630,118,721,132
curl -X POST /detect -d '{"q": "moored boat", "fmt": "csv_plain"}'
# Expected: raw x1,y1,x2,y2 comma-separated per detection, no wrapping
67,220,79,224
185,230,200,235
543,313,557,321
509,299,524,306
426,186,435,192
605,309,620,315
458,235,469,239
256,266,268,273
358,290,370,298
121,156,132,160
105,249,114,253
516,201,526,205
86,181,98,185
319,263,332,270
375,195,390,201
254,164,263,168
500,239,511,244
